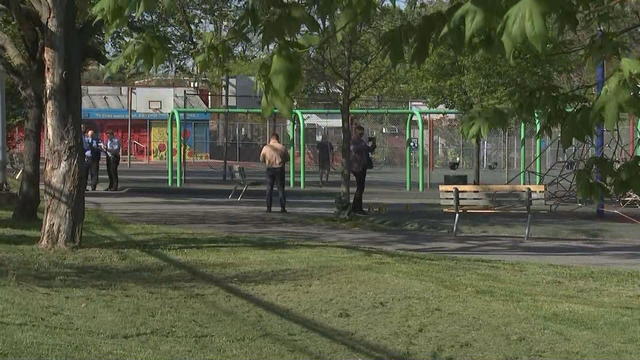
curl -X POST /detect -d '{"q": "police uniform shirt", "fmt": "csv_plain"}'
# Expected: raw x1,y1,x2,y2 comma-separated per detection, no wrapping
107,137,121,157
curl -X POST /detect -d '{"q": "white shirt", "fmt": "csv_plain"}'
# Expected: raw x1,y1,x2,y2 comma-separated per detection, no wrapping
106,137,121,157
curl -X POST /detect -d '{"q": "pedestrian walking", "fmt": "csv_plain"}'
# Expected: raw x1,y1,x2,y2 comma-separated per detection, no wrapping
104,130,121,191
260,133,289,213
316,135,333,186
350,125,376,215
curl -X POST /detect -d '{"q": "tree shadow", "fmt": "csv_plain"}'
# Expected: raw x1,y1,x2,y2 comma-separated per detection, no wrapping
85,211,412,360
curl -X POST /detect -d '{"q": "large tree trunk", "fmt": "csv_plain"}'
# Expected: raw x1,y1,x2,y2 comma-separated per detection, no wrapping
39,0,85,249
12,85,43,221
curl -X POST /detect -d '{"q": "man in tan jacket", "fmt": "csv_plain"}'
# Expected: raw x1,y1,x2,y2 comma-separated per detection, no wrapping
260,133,289,213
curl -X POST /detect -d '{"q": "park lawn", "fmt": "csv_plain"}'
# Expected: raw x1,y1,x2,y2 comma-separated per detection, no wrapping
0,206,639,360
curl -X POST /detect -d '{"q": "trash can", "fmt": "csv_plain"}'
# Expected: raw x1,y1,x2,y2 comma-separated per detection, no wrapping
444,174,467,185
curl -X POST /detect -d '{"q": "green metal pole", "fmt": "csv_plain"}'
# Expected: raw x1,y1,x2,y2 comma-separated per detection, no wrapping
168,112,173,186
405,113,413,191
176,111,182,187
289,114,296,187
535,113,542,185
520,121,526,185
172,108,462,116
416,111,425,192
166,107,464,189
299,111,305,189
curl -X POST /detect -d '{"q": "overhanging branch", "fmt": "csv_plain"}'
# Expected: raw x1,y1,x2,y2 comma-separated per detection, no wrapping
0,30,27,68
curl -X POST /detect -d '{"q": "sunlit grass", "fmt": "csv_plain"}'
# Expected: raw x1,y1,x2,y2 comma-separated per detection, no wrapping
0,206,638,360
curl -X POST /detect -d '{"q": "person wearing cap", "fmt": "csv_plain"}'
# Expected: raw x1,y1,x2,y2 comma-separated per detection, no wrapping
104,130,121,191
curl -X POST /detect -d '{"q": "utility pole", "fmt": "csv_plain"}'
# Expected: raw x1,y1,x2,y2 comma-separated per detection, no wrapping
0,70,7,191
127,86,133,168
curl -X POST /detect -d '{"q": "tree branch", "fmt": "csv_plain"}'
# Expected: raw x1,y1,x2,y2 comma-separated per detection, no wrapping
351,67,393,102
0,30,26,68
25,0,45,20
351,44,386,84
317,47,347,82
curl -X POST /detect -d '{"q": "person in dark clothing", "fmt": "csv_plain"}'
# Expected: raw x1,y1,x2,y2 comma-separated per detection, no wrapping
85,129,102,191
260,133,290,213
350,125,376,215
316,135,333,186
104,130,121,191
82,127,92,188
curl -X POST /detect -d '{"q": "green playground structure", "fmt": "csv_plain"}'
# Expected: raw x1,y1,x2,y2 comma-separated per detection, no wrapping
166,107,546,190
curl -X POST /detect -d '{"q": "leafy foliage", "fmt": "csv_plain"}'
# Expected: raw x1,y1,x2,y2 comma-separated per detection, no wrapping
384,0,640,201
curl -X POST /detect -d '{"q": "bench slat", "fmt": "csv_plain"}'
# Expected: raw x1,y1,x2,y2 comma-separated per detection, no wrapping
439,185,545,192
440,199,545,207
442,208,548,213
439,192,545,200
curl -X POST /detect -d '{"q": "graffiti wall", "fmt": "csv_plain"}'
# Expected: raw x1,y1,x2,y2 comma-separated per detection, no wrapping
150,121,210,160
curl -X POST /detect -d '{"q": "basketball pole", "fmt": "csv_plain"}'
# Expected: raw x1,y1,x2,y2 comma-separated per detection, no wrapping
127,86,132,168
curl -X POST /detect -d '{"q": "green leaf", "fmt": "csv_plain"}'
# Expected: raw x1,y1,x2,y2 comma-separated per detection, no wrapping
592,58,640,131
460,106,510,140
499,0,552,61
443,0,502,47
297,33,321,49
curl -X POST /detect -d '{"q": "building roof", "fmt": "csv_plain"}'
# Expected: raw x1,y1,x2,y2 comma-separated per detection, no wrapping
81,86,207,111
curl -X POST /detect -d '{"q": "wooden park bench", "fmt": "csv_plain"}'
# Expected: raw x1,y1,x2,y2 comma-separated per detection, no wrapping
439,185,547,241
228,165,259,201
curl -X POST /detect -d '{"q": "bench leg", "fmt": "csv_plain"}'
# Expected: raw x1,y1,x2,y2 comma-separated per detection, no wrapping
524,213,532,241
453,212,460,236
238,185,249,201
229,185,238,199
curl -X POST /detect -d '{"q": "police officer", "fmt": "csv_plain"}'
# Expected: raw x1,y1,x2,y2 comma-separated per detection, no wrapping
104,130,121,191
85,129,102,191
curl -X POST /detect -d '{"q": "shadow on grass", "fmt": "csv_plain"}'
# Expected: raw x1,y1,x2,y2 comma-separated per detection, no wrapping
84,210,414,360
0,234,38,246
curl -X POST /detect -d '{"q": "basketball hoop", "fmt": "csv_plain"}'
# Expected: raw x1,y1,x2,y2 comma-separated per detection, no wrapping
148,100,162,111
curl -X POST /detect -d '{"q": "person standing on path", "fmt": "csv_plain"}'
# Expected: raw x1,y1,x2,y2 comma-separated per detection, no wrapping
104,130,121,191
316,135,334,186
82,127,92,188
350,125,376,215
85,129,102,191
260,133,289,213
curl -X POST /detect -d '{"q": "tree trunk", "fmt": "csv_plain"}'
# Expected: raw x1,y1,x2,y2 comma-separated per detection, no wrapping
39,0,85,249
474,137,481,185
337,102,352,214
12,86,43,222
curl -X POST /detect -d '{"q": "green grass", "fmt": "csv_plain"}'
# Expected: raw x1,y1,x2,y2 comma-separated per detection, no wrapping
1,206,639,360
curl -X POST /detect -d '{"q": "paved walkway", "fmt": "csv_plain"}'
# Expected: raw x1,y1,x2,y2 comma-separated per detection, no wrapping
86,184,640,269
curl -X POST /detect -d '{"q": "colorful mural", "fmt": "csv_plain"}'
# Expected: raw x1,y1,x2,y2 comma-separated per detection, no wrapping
151,121,210,160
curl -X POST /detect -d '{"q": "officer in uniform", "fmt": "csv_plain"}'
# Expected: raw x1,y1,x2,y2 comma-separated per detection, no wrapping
85,129,102,191
104,130,121,191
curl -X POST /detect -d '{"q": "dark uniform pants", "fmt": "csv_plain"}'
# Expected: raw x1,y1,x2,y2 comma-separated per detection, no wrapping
87,158,100,190
266,167,286,211
352,169,367,212
107,155,120,190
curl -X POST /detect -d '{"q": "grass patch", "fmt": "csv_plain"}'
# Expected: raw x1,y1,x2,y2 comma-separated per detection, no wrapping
0,206,639,360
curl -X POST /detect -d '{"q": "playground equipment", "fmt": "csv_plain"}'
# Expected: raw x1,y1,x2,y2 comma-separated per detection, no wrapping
166,108,460,191
516,115,640,208
166,106,638,202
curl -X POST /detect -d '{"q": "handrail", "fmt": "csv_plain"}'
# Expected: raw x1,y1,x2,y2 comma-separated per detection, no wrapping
132,140,146,148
